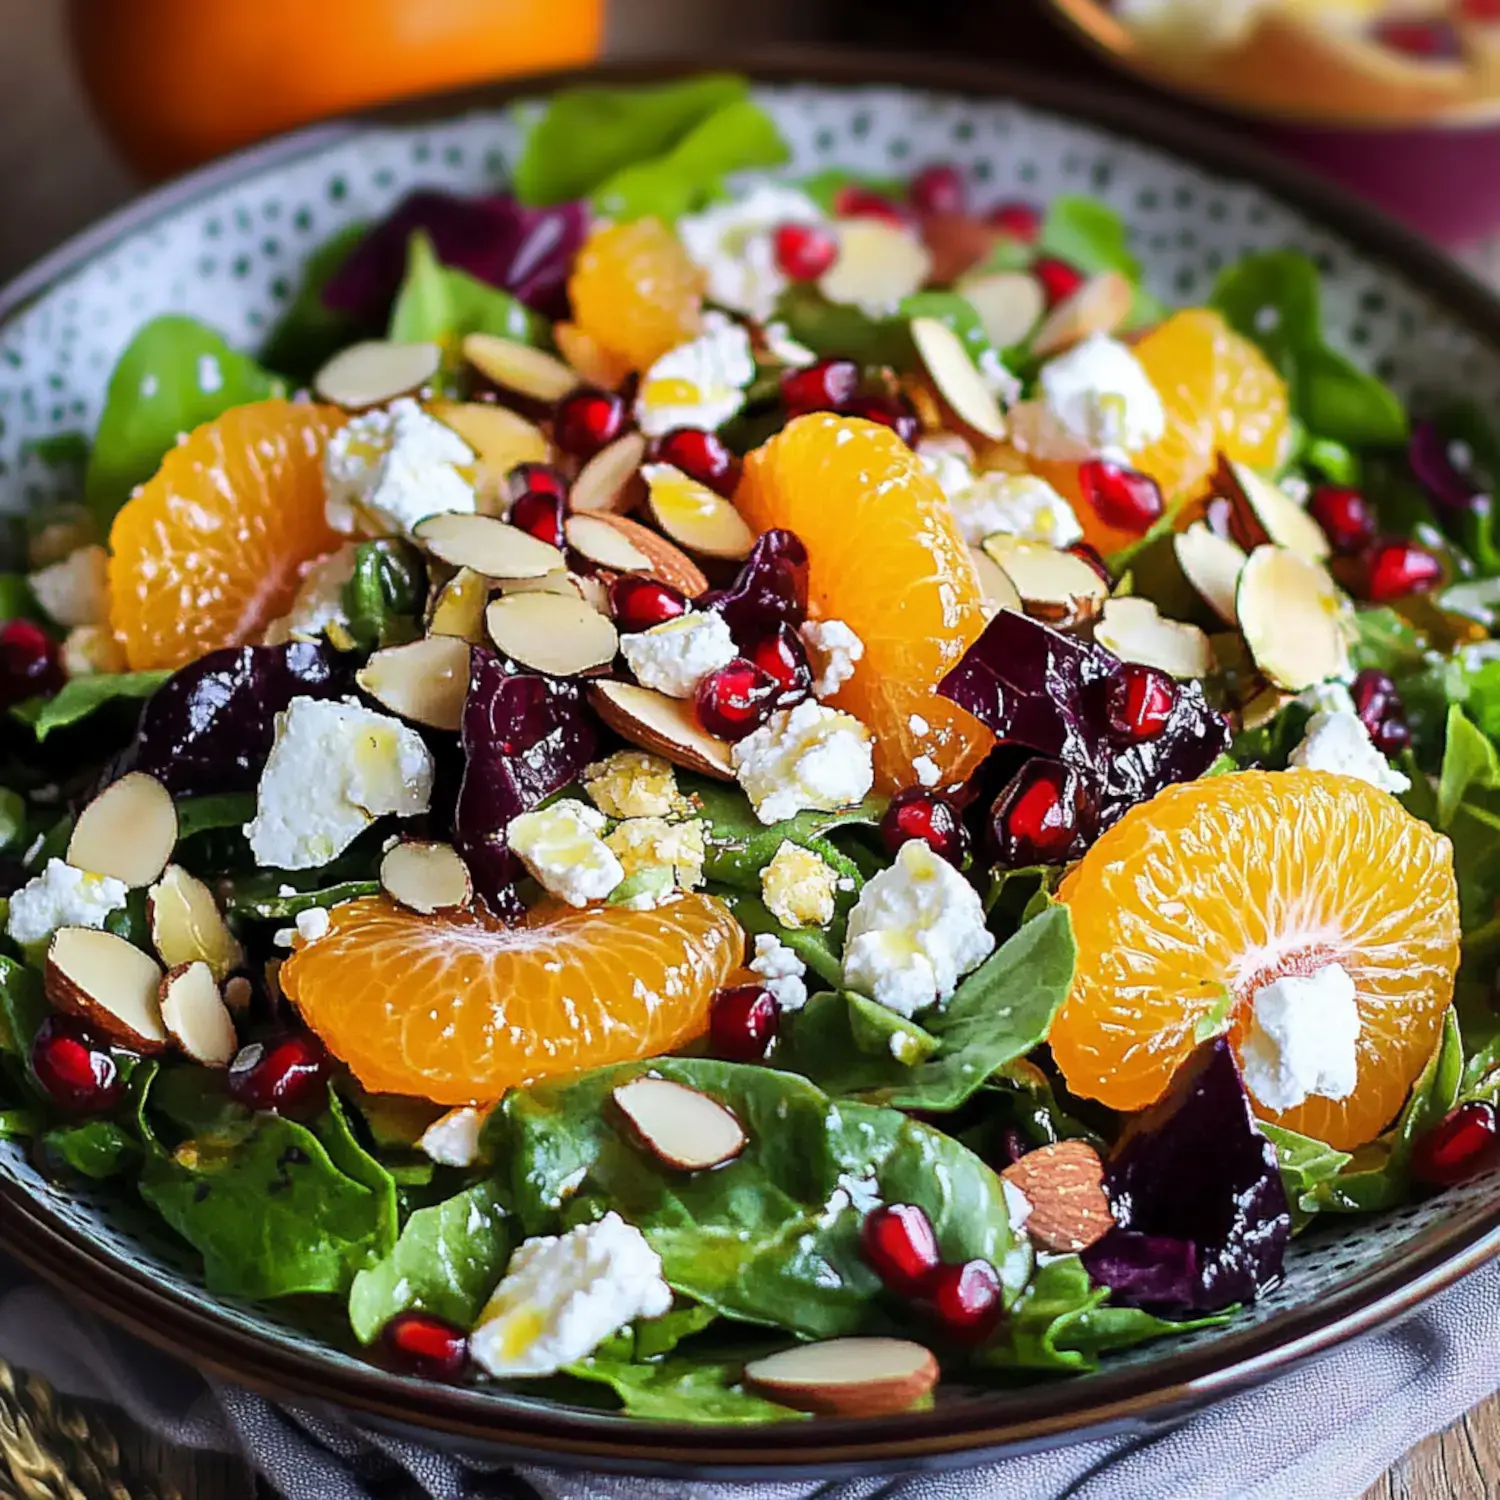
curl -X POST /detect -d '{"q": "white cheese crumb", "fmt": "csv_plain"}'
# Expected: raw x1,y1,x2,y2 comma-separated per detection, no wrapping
912,755,941,787
6,859,128,946
420,1105,488,1168
619,610,737,699
732,699,875,825
507,802,623,907
760,840,839,929
634,314,756,437
28,545,110,630
1289,710,1410,795
582,752,684,820
908,713,931,737
1009,333,1167,464
951,471,1084,548
1240,963,1360,1113
272,927,296,949
262,544,357,645
604,817,706,907
294,906,331,944
800,618,865,699
748,932,809,1013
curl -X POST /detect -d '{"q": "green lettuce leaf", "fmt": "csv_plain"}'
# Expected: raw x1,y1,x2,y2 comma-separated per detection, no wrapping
13,671,171,741
41,1120,139,1180
1038,195,1164,326
1259,1122,1353,1231
563,1345,802,1424
261,221,369,381
388,232,547,353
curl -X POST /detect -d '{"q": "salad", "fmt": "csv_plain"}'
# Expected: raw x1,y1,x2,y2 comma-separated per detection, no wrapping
0,73,1497,1425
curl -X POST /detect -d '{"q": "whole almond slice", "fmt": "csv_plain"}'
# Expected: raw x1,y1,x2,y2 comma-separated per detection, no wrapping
565,513,652,572
68,772,178,888
426,401,550,515
645,465,755,562
818,219,933,313
1237,545,1352,692
357,635,471,731
613,1077,746,1170
497,571,607,614
982,535,1107,627
1031,271,1134,359
413,511,564,580
969,546,1024,619
570,430,648,516
589,680,735,781
1095,596,1214,680
911,317,1007,441
148,863,243,981
743,1339,939,1418
46,927,167,1052
955,269,1047,350
427,566,490,643
1000,1139,1115,1253
570,512,709,596
1175,523,1246,627
1216,457,1331,563
313,340,441,410
381,840,473,914
462,333,578,403
485,593,619,677
160,961,238,1068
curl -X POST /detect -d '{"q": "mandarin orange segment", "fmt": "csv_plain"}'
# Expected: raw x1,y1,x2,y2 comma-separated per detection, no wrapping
567,218,705,374
1128,308,1224,505
1052,770,1460,1151
280,891,743,1105
108,399,346,670
734,413,994,792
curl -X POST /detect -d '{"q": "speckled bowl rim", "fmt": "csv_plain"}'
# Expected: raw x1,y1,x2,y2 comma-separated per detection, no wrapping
3,49,1500,1480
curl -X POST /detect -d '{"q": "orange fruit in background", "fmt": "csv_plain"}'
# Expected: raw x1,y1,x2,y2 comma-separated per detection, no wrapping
281,892,743,1105
1051,770,1460,1152
108,399,345,671
735,413,994,793
567,219,706,374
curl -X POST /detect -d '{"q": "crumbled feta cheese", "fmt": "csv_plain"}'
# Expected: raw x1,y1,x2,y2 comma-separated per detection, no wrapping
619,610,737,699
732,700,875,825
1009,334,1166,464
6,859,128,946
1298,680,1357,718
244,697,435,870
634,315,756,437
420,1105,488,1168
1289,710,1410,795
29,545,109,629
1240,962,1360,1113
263,545,357,645
908,714,931,737
507,802,623,907
761,840,839,929
762,320,818,369
949,471,1084,549
582,752,685,820
841,841,996,1018
323,397,476,535
912,755,941,787
748,932,809,1013
676,184,826,322
294,906,331,944
916,434,978,501
800,618,865,698
272,927,296,949
470,1212,673,1378
978,346,1024,407
604,817,706,903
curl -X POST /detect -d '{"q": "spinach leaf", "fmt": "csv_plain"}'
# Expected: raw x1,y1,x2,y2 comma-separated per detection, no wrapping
0,789,25,854
0,1109,40,1140
222,877,380,921
768,286,906,367
1259,1123,1353,1231
0,956,48,1063
795,168,906,212
1437,704,1500,828
317,1088,399,1256
342,538,427,650
41,1120,139,1180
777,990,941,1090
23,432,90,470
1037,195,1163,326
724,894,843,987
13,672,171,741
388,233,546,353
564,1347,801,1424
0,574,39,625
348,1180,511,1342
595,1300,719,1362
176,792,258,841
85,317,285,525
260,221,369,381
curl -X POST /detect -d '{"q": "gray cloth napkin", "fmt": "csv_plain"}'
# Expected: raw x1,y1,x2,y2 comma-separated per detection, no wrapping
2,1254,1497,1500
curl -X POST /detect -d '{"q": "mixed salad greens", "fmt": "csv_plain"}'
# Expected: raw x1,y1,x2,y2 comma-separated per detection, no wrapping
0,74,1498,1424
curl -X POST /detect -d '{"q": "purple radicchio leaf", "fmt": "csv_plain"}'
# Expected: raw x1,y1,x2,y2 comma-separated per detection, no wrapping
1409,418,1489,515
321,191,589,326
453,647,599,920
125,642,351,797
699,529,809,646
1084,1038,1291,1314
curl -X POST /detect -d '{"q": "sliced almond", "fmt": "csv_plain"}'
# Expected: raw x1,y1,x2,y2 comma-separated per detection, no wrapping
969,546,1025,619
1094,596,1214,680
1237,545,1352,692
413,511,564,580
1240,681,1293,732
565,513,651,572
1000,1139,1115,1254
380,840,473,914
1175,523,1246,627
613,1077,746,1170
357,635,471,731
497,570,603,610
645,465,755,562
148,863,243,981
955,269,1047,350
426,401,549,515
743,1338,939,1418
160,961,238,1068
1031,271,1134,359
68,772,177,888
589,680,734,781
1214,457,1330,563
983,535,1108,627
427,566,490,643
818,219,933,313
462,333,578,404
910,317,1007,442
567,512,709,596
313,340,441,410
554,319,631,391
485,593,618,677
46,927,167,1052
570,429,648,517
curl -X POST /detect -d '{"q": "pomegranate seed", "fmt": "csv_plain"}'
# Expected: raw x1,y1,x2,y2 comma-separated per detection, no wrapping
992,758,1089,866
880,787,969,867
746,623,813,706
781,358,860,416
909,164,966,216
772,222,839,282
844,394,920,448
1066,542,1114,587
927,1258,1003,1342
1374,18,1459,57
553,388,629,460
381,1311,470,1381
30,1014,122,1114
1033,256,1085,308
1352,669,1412,758
709,984,779,1061
1360,538,1444,603
506,462,569,504
649,428,741,499
1107,664,1177,743
0,620,63,708
1078,460,1165,535
1309,485,1376,556
609,575,689,633
1411,1101,1500,1187
509,489,566,549
861,1204,941,1297
833,185,911,226
227,1033,330,1113
986,201,1042,242
695,657,777,740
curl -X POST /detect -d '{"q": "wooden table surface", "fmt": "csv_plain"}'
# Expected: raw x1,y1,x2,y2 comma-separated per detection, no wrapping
2,3,1496,1496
